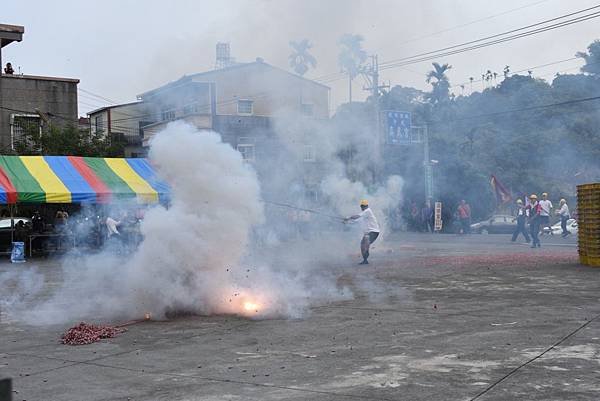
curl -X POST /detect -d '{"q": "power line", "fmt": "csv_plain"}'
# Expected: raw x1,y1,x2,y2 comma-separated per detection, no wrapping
316,5,600,84
78,87,120,105
390,0,552,48
431,95,600,125
379,4,600,68
452,57,581,89
94,6,600,124
384,13,600,72
312,0,551,83
77,99,108,108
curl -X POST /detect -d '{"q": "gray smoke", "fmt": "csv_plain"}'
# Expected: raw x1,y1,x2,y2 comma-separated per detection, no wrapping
0,121,358,325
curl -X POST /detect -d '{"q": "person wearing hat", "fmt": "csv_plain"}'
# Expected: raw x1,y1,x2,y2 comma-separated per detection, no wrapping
511,198,530,243
527,194,542,248
538,192,553,235
344,200,380,265
556,198,571,237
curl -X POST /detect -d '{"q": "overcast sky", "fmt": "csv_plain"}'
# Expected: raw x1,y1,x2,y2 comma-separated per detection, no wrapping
2,0,599,116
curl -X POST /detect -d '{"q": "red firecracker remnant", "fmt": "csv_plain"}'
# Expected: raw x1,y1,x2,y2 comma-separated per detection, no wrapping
61,322,126,345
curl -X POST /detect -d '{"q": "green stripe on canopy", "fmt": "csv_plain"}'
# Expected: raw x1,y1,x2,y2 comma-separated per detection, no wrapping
83,157,136,199
0,156,46,202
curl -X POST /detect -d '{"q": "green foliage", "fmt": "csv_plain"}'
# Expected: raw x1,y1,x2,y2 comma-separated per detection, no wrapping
345,40,600,221
425,62,452,104
289,39,317,76
576,40,600,76
11,124,126,157
337,34,367,79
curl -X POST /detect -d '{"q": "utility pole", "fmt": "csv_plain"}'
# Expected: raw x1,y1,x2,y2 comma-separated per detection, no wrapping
423,124,434,201
363,55,388,99
361,55,389,184
348,74,352,103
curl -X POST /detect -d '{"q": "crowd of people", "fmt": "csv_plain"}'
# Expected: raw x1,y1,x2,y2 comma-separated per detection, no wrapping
513,192,572,248
405,200,436,233
1,206,146,255
401,192,573,247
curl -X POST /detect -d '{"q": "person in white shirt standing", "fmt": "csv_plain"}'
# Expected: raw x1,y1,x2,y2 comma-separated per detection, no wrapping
556,198,571,237
344,199,380,265
106,215,122,239
538,192,553,235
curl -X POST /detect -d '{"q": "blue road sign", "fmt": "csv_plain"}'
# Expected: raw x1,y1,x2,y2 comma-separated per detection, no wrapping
385,111,411,144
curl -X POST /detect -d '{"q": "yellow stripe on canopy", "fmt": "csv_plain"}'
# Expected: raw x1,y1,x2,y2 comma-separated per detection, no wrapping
104,158,158,202
20,156,72,203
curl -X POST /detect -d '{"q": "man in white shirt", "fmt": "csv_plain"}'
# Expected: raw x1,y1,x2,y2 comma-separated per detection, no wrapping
106,216,121,238
538,192,553,234
344,199,381,265
557,198,571,237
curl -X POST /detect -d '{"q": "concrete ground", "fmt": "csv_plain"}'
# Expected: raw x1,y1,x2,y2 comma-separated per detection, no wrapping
2,232,599,401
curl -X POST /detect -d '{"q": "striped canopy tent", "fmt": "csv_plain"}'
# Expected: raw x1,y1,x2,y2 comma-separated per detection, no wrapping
0,156,169,204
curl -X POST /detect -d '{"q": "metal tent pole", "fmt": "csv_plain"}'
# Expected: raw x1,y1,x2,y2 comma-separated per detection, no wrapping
10,203,14,244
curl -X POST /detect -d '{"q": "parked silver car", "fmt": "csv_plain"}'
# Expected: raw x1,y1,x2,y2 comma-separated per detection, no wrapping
543,219,578,235
470,214,517,234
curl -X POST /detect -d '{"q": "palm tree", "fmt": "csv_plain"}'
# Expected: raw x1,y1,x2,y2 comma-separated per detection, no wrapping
288,39,317,76
338,34,367,102
425,62,452,104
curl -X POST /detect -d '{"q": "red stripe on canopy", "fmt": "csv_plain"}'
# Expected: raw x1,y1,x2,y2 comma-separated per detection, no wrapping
68,156,111,203
0,166,17,204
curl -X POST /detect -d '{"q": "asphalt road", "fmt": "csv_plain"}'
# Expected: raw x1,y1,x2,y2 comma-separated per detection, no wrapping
2,232,599,401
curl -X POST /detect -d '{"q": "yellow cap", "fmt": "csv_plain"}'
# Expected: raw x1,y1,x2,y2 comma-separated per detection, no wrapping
360,199,369,206
516,199,523,204
542,192,548,197
530,194,538,200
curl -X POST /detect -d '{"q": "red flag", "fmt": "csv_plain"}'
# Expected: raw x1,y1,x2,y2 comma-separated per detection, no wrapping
490,175,512,204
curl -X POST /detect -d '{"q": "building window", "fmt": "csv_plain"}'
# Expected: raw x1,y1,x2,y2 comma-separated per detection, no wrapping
237,137,255,162
161,110,176,121
10,114,41,150
237,99,254,115
305,187,319,203
237,144,255,162
94,116,104,133
303,144,316,162
301,103,314,116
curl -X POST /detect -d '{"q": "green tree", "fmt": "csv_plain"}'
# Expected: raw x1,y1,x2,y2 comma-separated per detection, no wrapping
576,39,600,76
12,124,126,157
338,33,367,102
288,39,317,76
425,62,452,104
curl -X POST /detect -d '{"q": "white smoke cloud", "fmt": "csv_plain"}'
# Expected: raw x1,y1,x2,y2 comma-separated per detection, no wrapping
1,122,354,325
270,108,404,236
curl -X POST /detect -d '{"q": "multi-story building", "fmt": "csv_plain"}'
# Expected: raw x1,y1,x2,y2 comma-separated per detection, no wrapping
87,55,330,203
87,101,151,158
136,58,329,146
0,23,79,152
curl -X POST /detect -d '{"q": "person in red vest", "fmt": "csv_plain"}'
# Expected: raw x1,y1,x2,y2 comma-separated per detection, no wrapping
457,199,472,234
